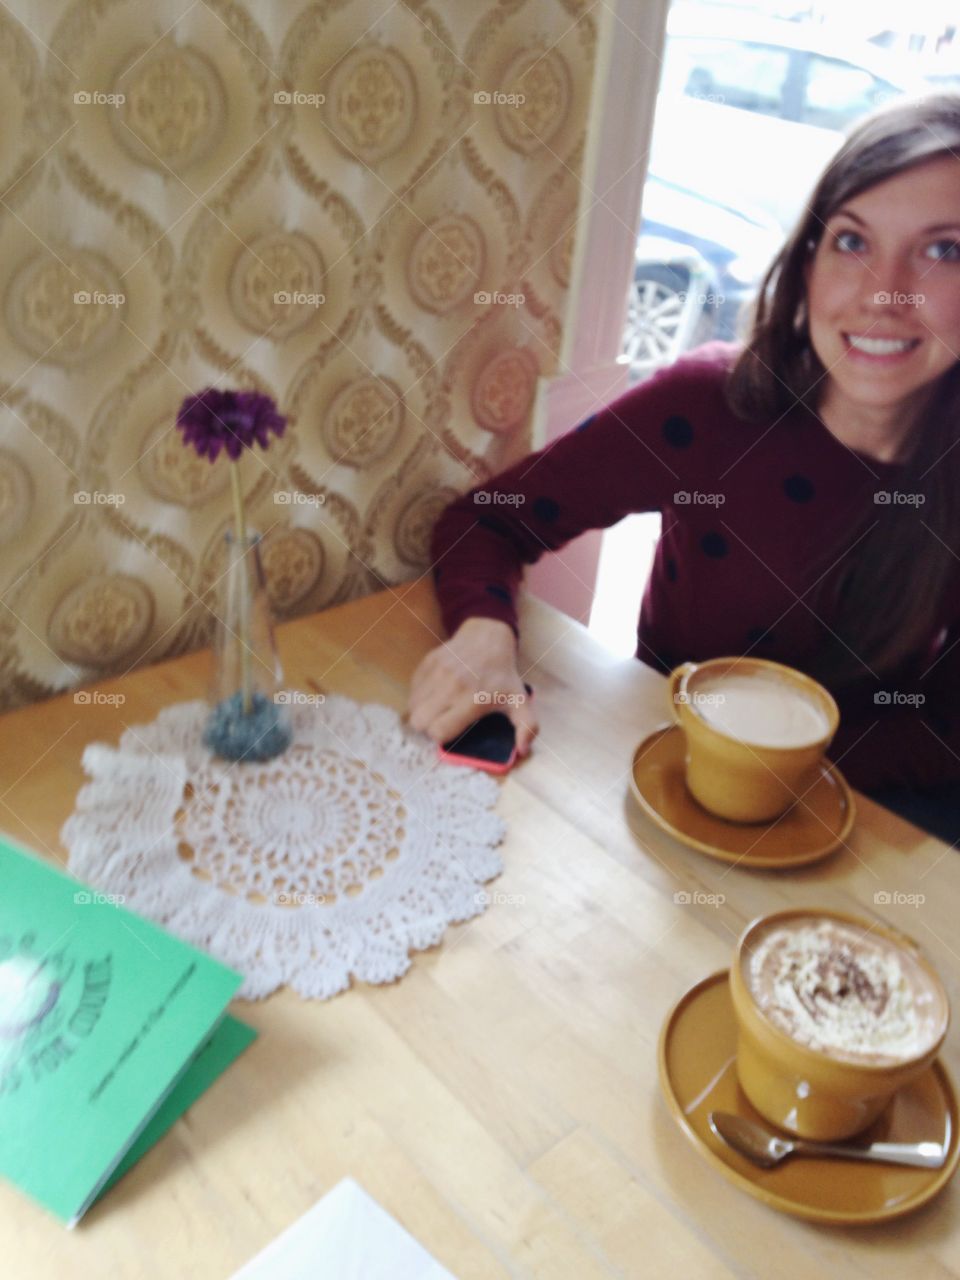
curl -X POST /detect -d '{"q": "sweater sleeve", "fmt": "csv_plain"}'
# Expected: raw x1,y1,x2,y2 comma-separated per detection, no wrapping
827,627,960,791
430,346,727,637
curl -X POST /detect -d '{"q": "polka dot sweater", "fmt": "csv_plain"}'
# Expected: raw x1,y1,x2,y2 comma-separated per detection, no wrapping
431,342,960,792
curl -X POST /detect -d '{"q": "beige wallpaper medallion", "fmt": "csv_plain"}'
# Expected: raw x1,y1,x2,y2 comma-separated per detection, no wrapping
0,0,597,709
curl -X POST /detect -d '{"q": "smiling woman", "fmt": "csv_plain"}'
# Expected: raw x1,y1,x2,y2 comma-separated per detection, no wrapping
411,94,960,836
728,97,960,691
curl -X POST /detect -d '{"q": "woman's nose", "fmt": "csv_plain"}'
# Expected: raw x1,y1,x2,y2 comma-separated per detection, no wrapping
865,257,917,310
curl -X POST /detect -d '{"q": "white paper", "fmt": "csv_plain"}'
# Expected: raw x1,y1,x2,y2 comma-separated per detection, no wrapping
230,1177,458,1280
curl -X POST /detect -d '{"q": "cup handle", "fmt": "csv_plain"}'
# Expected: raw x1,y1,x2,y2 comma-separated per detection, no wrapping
668,661,697,723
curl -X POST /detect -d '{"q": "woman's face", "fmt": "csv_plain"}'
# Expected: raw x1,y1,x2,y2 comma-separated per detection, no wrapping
806,154,960,426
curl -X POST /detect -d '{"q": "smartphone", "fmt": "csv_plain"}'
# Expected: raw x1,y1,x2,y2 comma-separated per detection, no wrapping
439,712,517,774
438,686,533,775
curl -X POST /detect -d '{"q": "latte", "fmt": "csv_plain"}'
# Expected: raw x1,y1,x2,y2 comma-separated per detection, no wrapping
691,669,831,749
743,914,947,1065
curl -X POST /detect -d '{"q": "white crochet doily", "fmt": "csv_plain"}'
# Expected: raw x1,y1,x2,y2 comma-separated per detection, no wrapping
61,696,506,1000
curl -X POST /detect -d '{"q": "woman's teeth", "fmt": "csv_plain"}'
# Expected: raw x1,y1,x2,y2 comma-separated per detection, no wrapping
845,335,918,355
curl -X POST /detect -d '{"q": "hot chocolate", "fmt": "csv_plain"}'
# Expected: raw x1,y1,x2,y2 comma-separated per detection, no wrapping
692,669,831,749
743,914,947,1065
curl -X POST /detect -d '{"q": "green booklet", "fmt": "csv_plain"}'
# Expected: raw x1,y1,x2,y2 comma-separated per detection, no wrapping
0,834,255,1226
96,1012,257,1201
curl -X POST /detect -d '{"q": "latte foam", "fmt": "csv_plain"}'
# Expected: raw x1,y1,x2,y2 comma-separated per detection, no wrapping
692,670,830,748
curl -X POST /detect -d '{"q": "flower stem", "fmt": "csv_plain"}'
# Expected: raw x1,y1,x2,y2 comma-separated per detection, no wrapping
229,458,252,714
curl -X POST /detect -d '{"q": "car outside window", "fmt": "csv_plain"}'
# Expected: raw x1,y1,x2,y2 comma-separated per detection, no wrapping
800,56,898,130
663,36,791,117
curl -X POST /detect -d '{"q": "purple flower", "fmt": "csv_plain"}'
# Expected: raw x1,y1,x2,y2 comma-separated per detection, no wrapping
176,388,287,462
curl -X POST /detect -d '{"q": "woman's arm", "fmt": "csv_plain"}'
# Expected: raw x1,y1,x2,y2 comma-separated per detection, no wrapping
409,345,731,744
430,347,727,639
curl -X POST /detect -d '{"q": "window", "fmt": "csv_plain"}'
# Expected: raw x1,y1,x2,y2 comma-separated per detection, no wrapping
663,36,791,117
801,56,896,130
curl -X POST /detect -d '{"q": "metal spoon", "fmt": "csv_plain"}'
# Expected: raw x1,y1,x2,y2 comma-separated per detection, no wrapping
709,1111,946,1170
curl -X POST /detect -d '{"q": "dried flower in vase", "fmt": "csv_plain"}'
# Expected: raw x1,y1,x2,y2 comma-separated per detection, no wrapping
177,387,292,763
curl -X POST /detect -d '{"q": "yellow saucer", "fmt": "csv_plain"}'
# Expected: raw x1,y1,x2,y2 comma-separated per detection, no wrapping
630,724,855,868
658,970,960,1225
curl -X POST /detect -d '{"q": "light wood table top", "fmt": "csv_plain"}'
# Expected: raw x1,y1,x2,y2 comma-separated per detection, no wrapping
1,578,958,1278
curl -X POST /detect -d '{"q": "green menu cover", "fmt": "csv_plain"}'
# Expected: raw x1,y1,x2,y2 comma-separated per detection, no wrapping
0,834,247,1226
96,1013,258,1202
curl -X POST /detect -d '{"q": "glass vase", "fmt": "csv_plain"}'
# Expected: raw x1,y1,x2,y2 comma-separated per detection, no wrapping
204,529,292,762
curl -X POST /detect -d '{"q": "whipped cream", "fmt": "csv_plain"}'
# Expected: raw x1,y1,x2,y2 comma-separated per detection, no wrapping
747,920,943,1062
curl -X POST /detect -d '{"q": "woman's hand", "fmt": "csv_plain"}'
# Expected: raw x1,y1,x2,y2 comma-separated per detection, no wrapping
408,618,539,757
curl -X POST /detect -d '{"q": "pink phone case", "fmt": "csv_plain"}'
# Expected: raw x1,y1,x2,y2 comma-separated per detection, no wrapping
436,685,532,775
436,742,517,775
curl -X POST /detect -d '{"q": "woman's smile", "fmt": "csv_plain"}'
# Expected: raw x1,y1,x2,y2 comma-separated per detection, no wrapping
842,333,922,362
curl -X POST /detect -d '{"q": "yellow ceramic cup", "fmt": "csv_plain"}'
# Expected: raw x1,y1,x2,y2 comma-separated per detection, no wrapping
668,656,839,823
729,908,950,1140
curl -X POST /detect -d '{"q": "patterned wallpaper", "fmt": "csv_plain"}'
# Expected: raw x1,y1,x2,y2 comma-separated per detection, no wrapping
0,0,597,709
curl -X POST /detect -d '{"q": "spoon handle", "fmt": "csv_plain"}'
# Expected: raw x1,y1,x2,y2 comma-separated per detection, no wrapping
793,1138,946,1169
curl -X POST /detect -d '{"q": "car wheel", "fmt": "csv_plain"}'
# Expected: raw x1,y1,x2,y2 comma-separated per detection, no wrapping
622,264,712,379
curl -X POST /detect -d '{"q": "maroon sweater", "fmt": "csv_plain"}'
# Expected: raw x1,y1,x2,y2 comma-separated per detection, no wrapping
431,343,960,792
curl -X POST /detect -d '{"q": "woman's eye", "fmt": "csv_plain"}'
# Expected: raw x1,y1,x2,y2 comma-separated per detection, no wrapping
924,239,960,262
831,229,865,254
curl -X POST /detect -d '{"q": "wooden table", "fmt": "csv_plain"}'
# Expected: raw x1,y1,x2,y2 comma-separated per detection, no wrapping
1,579,958,1278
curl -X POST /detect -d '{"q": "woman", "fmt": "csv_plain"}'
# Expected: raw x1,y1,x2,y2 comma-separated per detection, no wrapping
409,95,960,841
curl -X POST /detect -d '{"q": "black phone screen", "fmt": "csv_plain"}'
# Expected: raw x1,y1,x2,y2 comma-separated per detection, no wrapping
441,712,516,764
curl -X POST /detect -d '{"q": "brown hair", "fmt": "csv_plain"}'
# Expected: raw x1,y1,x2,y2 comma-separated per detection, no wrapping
727,94,960,688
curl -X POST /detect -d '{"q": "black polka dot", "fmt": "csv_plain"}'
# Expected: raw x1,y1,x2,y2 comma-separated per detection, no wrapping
663,415,694,448
665,557,678,583
700,532,728,558
575,413,597,434
533,496,560,522
783,475,815,503
746,625,775,647
485,584,511,604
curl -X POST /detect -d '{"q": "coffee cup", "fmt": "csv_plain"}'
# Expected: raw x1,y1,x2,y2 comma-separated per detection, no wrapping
729,908,950,1140
668,656,839,823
